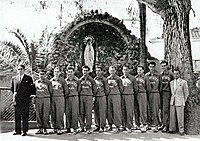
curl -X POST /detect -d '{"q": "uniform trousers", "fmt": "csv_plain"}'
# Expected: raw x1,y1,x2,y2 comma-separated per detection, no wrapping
107,94,122,127
65,96,79,129
121,95,134,129
148,92,160,126
35,97,50,129
51,96,65,130
137,92,148,125
94,96,107,129
134,96,140,126
79,96,93,130
169,105,184,133
162,91,171,127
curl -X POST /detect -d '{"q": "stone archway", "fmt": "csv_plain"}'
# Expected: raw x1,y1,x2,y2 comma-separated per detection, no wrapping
51,11,141,76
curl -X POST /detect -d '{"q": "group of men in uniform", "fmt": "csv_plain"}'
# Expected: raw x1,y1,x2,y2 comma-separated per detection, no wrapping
11,61,189,136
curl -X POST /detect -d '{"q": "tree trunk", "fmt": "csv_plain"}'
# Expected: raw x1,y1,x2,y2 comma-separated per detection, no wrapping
139,2,148,72
137,0,200,134
163,5,200,135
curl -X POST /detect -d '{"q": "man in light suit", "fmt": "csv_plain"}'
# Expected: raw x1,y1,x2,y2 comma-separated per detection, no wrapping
11,64,35,136
169,68,189,136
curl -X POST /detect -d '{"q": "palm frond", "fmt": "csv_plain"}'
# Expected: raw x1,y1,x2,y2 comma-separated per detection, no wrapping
1,41,26,58
8,29,31,59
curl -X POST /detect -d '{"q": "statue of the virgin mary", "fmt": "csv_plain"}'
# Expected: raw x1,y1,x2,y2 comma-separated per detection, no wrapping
84,36,94,72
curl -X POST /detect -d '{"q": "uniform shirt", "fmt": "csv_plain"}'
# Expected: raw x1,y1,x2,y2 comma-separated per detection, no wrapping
79,75,97,96
50,77,68,97
107,74,123,95
35,79,53,98
135,74,151,94
65,75,81,97
161,70,174,92
94,75,109,97
145,71,162,93
121,74,138,95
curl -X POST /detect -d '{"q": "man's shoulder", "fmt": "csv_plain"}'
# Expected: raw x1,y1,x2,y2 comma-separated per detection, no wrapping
180,78,187,84
24,74,32,79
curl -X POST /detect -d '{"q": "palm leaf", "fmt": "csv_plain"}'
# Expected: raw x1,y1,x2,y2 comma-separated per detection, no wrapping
8,29,31,62
1,41,26,58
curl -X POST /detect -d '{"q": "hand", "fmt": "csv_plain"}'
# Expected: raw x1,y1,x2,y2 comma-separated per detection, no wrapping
33,104,36,110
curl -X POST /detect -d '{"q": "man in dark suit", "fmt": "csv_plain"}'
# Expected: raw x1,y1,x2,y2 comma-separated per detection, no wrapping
11,64,35,136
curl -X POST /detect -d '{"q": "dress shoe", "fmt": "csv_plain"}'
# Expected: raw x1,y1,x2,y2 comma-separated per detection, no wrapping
179,132,184,136
13,132,21,135
168,131,176,134
66,128,72,133
21,132,27,136
161,126,168,133
35,129,43,134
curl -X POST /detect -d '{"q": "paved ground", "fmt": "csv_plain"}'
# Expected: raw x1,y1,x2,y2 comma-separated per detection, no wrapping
1,128,200,141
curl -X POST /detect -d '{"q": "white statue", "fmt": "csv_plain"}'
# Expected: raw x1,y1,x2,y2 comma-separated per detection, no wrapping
84,36,94,72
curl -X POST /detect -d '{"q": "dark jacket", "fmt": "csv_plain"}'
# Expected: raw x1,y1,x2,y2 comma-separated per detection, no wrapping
11,74,35,100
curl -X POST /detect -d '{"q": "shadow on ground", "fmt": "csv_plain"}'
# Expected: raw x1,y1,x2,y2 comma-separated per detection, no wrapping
2,129,199,141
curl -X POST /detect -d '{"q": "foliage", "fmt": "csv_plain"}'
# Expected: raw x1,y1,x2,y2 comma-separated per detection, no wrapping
50,10,143,77
0,27,56,74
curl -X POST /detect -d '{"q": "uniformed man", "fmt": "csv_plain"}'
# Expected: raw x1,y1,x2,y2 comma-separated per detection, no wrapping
65,65,81,134
121,66,138,133
160,61,174,132
107,66,123,133
34,69,53,135
50,67,68,135
93,66,109,133
145,62,162,132
135,65,151,133
79,65,97,134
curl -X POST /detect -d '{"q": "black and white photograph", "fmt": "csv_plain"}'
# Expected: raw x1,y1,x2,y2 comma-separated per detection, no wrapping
0,0,200,141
